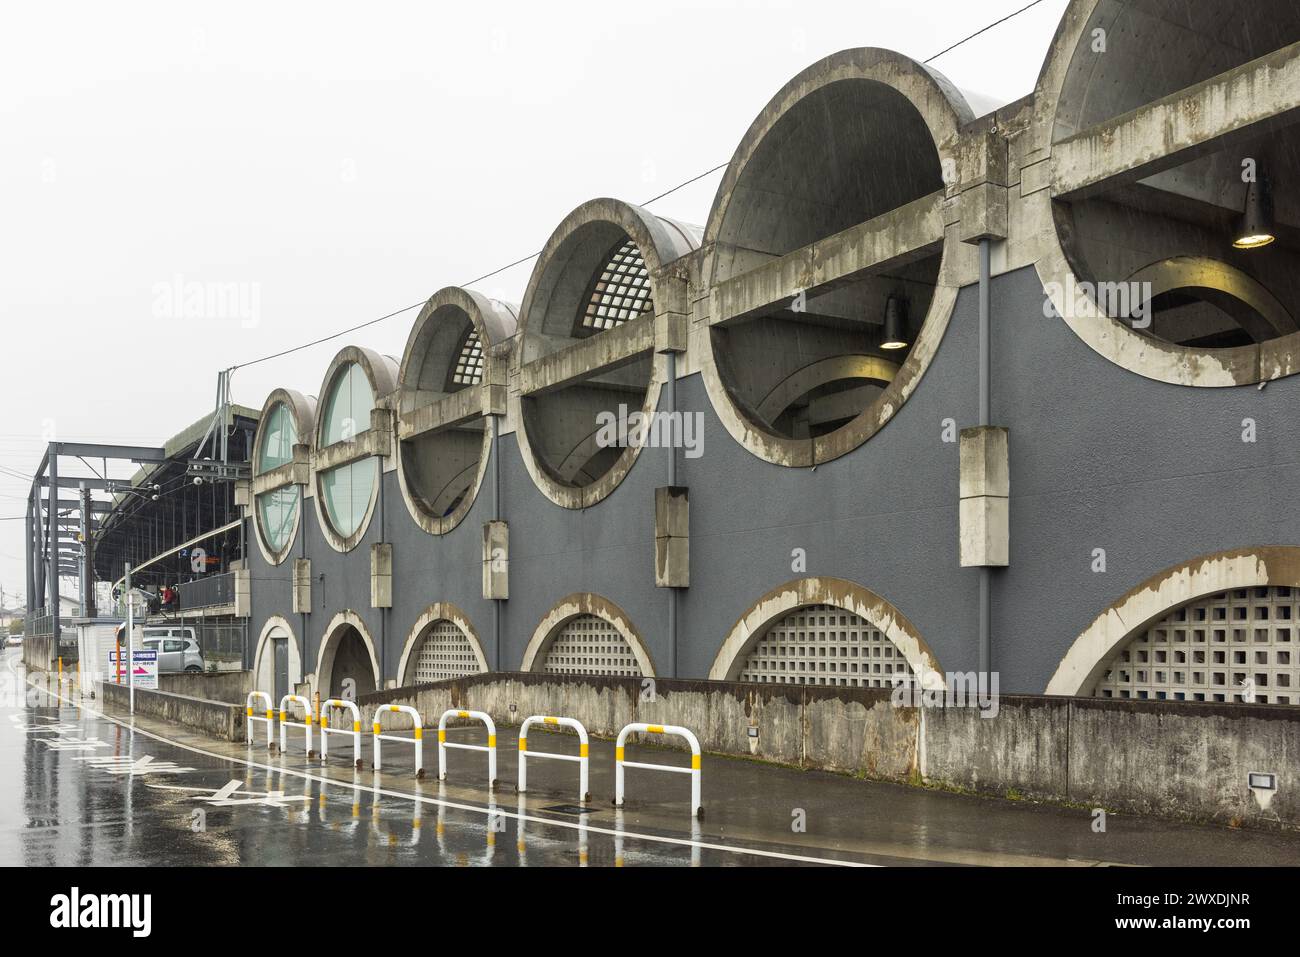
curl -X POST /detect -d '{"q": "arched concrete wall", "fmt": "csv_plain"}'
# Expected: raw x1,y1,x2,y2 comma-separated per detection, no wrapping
520,592,655,677
315,610,382,698
252,614,302,695
1047,546,1300,696
708,576,943,685
396,601,489,686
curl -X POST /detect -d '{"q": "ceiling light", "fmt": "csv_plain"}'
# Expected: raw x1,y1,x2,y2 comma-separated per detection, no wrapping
1234,175,1276,250
881,297,909,350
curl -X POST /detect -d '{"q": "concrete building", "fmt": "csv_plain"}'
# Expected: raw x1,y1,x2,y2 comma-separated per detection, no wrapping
241,0,1300,711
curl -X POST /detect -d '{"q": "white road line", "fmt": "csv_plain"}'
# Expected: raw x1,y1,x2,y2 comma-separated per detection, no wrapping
9,656,872,867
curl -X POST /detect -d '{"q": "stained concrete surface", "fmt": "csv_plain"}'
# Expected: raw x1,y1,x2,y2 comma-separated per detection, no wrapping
5,651,1300,867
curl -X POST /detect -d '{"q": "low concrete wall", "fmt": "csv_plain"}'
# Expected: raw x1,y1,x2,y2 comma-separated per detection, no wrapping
21,636,55,672
159,670,251,705
350,673,1300,830
99,681,245,742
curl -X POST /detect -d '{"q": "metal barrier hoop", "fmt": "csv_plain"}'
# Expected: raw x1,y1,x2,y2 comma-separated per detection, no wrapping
614,722,703,818
279,693,315,757
319,697,363,768
517,715,590,803
372,704,425,778
246,691,275,748
437,709,497,789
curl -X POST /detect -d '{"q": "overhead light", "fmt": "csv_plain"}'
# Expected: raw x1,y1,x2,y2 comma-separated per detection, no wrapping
881,296,909,350
1234,175,1276,250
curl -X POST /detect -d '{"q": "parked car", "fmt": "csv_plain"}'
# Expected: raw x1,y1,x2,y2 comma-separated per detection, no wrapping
4,634,21,648
140,632,204,673
113,624,205,673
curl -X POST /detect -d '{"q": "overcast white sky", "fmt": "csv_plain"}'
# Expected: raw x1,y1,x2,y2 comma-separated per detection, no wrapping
0,0,1070,606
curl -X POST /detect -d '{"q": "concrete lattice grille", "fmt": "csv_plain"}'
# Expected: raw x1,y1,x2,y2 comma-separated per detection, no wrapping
1095,587,1299,704
579,238,653,332
451,329,484,386
413,619,480,683
542,614,641,677
738,604,913,688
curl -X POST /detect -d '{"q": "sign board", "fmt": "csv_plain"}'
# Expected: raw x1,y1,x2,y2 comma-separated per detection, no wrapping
108,649,159,689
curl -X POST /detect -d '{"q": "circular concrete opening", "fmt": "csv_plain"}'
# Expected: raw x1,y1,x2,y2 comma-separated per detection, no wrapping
251,389,313,565
1044,0,1300,371
510,199,699,508
312,347,397,551
397,288,517,535
701,49,967,464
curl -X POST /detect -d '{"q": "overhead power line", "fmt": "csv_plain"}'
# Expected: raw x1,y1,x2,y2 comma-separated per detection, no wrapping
924,0,1047,63
221,1,1045,377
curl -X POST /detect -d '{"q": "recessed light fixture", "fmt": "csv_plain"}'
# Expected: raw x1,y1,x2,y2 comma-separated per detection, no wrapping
1233,175,1276,250
881,296,909,350
1248,771,1277,791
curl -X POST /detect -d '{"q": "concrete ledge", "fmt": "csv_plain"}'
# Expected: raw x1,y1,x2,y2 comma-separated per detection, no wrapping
158,669,252,705
99,681,246,742
356,673,1300,829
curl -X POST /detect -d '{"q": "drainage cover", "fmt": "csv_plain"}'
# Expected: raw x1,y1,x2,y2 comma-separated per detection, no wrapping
540,804,594,816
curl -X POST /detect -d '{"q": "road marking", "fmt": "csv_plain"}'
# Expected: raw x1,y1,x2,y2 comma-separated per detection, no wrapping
147,779,313,808
73,754,195,775
38,736,109,751
9,656,871,868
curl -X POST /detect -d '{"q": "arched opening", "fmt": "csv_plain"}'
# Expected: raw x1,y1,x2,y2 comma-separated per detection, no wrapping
1049,0,1300,354
709,577,941,685
1094,586,1299,705
537,614,643,677
735,603,915,689
253,616,302,702
399,614,487,686
317,616,380,699
700,49,967,463
510,199,699,508
396,289,517,534
711,76,943,439
521,593,655,676
1046,546,1300,696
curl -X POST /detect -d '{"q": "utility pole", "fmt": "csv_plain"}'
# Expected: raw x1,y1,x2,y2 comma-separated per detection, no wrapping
79,482,97,619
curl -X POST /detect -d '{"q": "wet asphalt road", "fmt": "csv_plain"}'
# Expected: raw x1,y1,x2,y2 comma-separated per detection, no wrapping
4,649,1300,867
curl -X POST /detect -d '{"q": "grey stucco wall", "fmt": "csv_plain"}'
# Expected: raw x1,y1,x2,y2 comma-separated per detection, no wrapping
248,264,1300,695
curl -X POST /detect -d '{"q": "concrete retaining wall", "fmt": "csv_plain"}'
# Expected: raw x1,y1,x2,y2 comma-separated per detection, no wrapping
99,681,246,742
21,636,55,672
351,673,1300,829
159,670,251,705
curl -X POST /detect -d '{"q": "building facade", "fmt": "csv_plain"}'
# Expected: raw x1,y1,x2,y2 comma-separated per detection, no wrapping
243,0,1300,709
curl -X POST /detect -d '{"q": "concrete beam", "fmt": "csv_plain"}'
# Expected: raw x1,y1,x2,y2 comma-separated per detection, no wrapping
708,190,946,327
518,314,655,396
397,386,485,440
1052,40,1300,200
312,428,387,473
250,448,310,496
